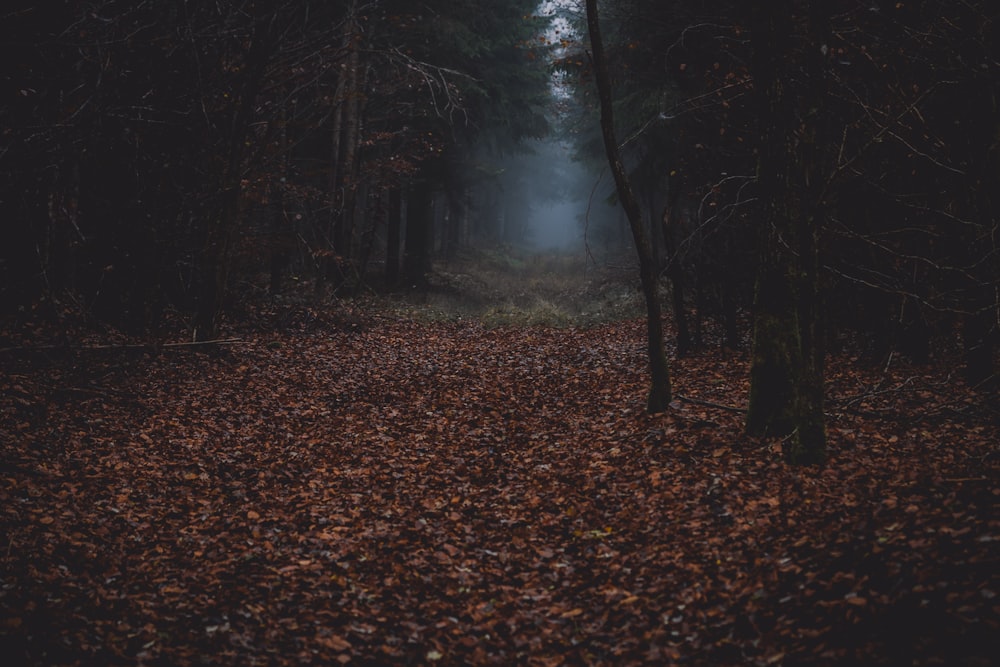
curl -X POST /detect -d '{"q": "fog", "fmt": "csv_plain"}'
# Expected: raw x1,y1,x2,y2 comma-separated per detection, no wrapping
472,0,611,256
486,128,620,254
530,200,583,250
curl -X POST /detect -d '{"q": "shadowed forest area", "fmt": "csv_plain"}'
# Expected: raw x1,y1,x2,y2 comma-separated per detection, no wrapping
2,0,999,665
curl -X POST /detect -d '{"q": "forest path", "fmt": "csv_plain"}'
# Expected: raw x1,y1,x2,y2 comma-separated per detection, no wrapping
1,316,997,665
371,249,649,327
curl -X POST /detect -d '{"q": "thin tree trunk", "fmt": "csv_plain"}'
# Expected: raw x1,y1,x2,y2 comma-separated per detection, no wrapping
270,101,289,294
661,199,691,357
386,187,401,285
585,0,671,412
320,76,345,290
320,4,357,288
964,304,997,388
403,182,433,285
334,3,363,282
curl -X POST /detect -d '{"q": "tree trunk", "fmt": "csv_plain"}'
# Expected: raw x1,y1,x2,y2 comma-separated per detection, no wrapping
334,3,364,284
320,2,359,288
403,182,433,285
585,0,671,412
964,304,997,389
661,197,691,357
320,75,345,290
386,187,402,285
721,272,739,351
745,0,828,464
193,13,273,342
269,102,290,295
351,182,372,292
962,55,1000,389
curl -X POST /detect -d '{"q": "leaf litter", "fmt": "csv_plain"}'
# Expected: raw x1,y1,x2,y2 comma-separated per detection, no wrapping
1,314,997,665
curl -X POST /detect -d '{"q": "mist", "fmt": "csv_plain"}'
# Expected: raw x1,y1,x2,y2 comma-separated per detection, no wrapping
486,136,613,255
530,200,582,251
491,0,611,256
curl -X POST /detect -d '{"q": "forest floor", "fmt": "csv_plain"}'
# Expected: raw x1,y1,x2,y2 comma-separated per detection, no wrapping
1,251,998,665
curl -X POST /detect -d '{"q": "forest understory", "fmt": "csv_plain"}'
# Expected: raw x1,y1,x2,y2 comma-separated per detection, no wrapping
1,255,998,666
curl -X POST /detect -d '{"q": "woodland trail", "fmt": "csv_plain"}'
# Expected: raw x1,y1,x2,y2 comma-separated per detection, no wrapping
1,315,997,665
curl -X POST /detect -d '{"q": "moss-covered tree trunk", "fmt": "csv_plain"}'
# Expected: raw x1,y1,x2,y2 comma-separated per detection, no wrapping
585,0,671,412
745,0,828,464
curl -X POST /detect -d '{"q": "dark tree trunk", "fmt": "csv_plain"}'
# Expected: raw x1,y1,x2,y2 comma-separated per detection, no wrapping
693,262,705,348
962,52,1000,389
319,75,345,290
647,189,662,270
269,210,286,295
193,14,273,341
586,0,671,412
403,182,433,285
721,274,740,351
351,182,373,292
661,197,691,357
386,187,402,285
334,5,364,285
194,190,238,342
269,103,290,295
321,3,361,288
745,0,828,464
964,300,997,389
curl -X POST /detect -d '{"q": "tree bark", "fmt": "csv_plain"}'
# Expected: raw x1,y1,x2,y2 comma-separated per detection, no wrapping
661,193,691,357
320,73,344,290
403,181,433,285
333,3,364,285
193,11,274,342
745,0,827,464
269,102,290,294
386,187,402,285
585,0,671,412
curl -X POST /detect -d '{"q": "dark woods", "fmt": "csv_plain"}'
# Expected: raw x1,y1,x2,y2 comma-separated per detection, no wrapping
0,0,552,339
2,1,997,414
575,0,997,461
1,5,997,664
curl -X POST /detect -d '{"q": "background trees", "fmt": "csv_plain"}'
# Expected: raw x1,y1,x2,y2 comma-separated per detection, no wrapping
561,0,998,460
1,1,996,457
584,0,672,412
0,0,552,334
